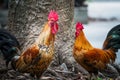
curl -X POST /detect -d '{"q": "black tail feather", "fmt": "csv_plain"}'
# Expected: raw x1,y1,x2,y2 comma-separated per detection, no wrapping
103,24,120,52
0,29,20,67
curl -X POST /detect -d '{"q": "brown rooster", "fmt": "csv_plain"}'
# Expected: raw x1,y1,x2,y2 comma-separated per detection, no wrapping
73,22,120,79
0,10,59,79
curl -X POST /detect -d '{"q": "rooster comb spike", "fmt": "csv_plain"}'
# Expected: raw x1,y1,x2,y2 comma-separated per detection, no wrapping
76,22,84,30
48,10,58,21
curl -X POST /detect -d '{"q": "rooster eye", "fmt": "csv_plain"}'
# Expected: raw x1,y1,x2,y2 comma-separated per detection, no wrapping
50,20,56,26
50,22,54,27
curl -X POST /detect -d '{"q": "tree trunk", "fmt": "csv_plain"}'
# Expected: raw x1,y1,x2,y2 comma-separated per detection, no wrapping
8,0,74,51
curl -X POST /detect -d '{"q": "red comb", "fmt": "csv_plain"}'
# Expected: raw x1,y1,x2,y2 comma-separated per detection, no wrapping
48,10,58,21
76,22,84,30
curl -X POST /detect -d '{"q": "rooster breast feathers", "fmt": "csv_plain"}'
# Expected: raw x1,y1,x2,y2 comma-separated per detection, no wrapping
15,33,54,74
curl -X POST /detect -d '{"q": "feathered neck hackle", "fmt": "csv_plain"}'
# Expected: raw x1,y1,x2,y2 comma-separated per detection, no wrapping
74,22,93,50
36,10,59,46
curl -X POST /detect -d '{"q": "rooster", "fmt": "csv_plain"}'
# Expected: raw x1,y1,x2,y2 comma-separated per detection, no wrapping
0,10,59,79
73,22,120,79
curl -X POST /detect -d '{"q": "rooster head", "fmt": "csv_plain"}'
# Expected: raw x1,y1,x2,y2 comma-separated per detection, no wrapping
75,22,84,38
48,10,59,34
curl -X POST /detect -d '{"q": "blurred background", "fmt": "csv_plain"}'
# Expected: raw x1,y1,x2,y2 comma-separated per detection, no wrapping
0,0,120,63
0,0,8,28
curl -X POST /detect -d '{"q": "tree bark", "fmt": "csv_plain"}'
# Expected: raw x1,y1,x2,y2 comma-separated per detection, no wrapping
8,0,74,51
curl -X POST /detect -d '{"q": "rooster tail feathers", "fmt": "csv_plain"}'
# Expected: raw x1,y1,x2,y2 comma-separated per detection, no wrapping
0,29,20,67
105,49,116,62
103,24,120,52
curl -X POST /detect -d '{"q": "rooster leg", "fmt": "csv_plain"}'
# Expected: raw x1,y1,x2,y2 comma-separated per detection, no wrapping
30,73,37,80
87,73,96,80
31,77,39,80
87,73,92,80
5,60,9,69
90,73,98,80
32,78,40,80
30,73,42,80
